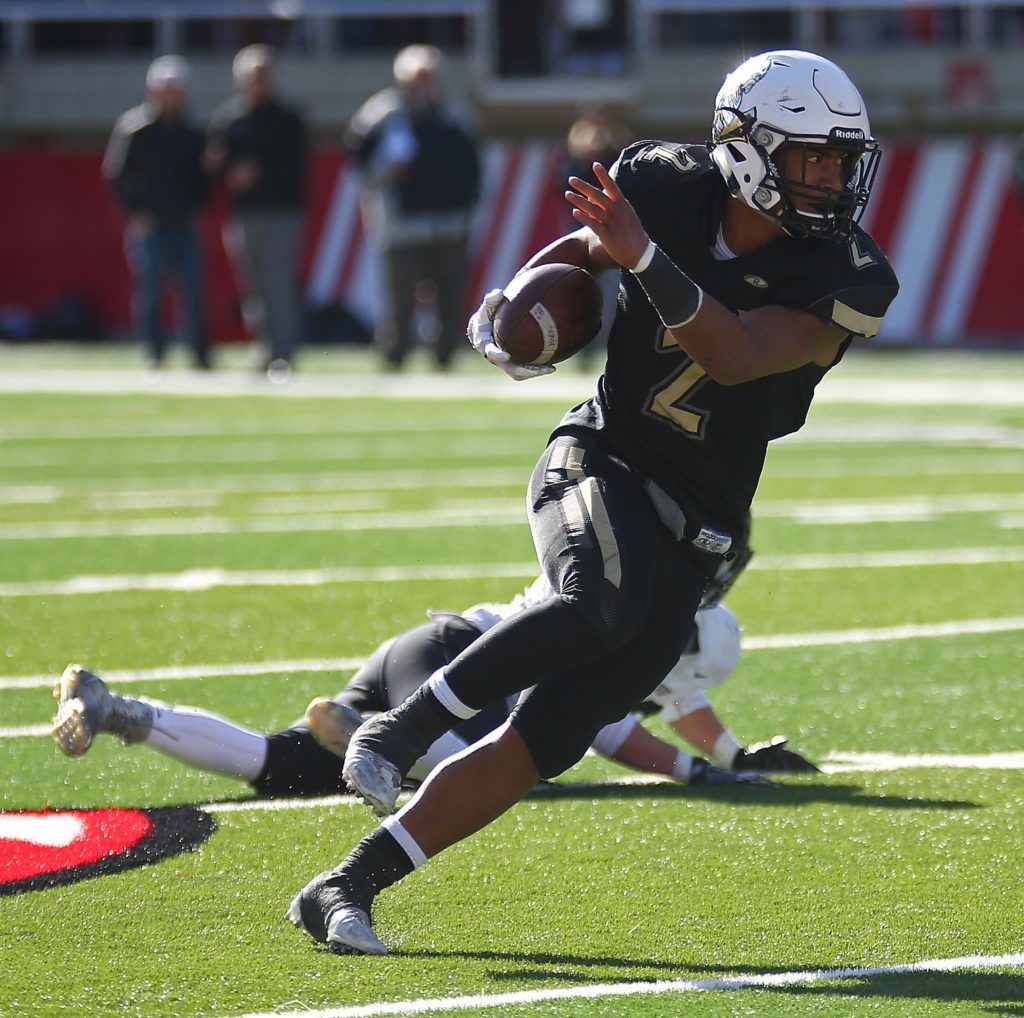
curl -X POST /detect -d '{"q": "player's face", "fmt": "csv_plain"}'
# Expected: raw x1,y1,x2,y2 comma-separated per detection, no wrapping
240,66,273,102
777,144,853,212
152,84,188,116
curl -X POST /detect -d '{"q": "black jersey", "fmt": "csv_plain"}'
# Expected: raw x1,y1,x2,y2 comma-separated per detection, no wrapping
556,141,899,539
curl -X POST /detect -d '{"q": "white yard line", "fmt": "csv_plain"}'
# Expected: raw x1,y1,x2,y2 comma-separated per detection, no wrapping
1,723,52,738
2,547,1022,599
0,436,535,470
743,616,1024,650
821,751,1024,773
0,468,526,507
5,491,1024,540
0,506,526,540
0,562,539,597
0,657,365,692
0,369,599,402
1,368,1023,407
2,459,1022,508
0,417,543,443
788,421,1024,449
223,952,1024,1018
757,491,1024,523
754,546,1024,571
4,423,1023,473
3,615,1023,695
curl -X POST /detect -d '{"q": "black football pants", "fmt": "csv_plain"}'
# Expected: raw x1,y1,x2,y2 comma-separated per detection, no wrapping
443,430,709,777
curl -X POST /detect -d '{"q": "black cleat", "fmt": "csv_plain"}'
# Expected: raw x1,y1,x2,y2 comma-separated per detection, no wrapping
287,869,387,955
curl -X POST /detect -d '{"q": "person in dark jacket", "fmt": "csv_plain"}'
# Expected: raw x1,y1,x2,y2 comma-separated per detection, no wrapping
344,45,481,370
103,55,211,369
207,45,308,380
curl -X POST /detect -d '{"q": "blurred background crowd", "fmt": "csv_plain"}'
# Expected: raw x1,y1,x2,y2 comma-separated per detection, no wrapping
1,0,1023,376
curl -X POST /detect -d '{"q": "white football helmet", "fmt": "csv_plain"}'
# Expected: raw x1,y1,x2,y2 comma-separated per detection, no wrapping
709,50,880,240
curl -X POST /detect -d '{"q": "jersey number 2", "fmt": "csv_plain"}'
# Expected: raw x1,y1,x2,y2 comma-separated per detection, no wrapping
646,329,710,438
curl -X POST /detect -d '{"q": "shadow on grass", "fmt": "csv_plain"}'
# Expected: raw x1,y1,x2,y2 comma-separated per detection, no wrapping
765,971,1024,1010
394,949,1024,1009
527,779,980,811
175,776,980,815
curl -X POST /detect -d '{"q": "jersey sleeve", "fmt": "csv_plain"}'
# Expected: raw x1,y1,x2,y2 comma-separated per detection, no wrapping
805,279,898,339
776,228,899,339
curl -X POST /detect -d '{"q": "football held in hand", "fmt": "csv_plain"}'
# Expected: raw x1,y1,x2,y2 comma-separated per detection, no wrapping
492,263,603,366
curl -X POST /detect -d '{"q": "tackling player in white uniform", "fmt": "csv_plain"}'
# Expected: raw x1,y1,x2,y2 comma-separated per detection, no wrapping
52,570,815,793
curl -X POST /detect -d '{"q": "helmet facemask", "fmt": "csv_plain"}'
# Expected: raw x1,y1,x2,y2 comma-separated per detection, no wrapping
760,134,880,241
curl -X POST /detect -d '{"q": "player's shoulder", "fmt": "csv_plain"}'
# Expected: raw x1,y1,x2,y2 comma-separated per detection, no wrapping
348,88,404,136
208,94,248,130
800,225,900,337
610,140,716,193
115,103,156,136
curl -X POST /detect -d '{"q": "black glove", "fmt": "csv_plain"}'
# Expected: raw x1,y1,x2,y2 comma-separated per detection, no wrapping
732,735,820,773
690,758,774,786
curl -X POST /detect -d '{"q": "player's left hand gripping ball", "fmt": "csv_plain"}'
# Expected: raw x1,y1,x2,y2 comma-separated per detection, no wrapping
467,288,555,382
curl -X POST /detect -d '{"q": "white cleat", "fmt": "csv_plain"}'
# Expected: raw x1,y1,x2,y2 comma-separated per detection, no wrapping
342,744,403,817
305,699,365,760
52,664,114,757
51,663,153,756
326,906,388,956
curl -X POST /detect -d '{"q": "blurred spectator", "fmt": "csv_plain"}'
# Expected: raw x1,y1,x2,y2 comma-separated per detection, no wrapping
344,44,480,370
103,55,211,369
562,105,632,361
207,45,308,381
564,104,631,194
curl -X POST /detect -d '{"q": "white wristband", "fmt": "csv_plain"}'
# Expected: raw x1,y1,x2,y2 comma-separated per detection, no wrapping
631,239,657,273
712,731,744,769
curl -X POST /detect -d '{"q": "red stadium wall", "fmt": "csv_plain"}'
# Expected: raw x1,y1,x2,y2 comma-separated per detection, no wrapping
0,141,1021,346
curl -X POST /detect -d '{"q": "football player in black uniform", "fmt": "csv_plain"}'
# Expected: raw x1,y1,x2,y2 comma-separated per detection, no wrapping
290,50,899,955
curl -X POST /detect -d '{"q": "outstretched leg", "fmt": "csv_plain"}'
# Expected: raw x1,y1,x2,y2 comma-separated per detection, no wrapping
52,663,267,782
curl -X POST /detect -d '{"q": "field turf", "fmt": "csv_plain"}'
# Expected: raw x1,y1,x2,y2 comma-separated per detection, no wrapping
1,344,1022,1017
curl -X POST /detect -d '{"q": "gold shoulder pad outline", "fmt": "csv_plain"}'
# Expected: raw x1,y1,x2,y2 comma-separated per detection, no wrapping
831,299,884,339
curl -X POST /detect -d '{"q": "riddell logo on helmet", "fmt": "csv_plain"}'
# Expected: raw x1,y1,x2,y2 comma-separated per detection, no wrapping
831,128,865,140
0,806,215,895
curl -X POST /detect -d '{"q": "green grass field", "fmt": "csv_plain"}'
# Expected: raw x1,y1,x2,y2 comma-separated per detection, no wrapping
1,344,1023,1017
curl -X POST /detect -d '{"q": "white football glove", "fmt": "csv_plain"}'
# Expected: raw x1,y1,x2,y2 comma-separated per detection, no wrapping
467,288,555,382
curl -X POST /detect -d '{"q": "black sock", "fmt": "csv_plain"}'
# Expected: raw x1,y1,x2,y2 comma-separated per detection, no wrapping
299,828,415,941
362,682,465,775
